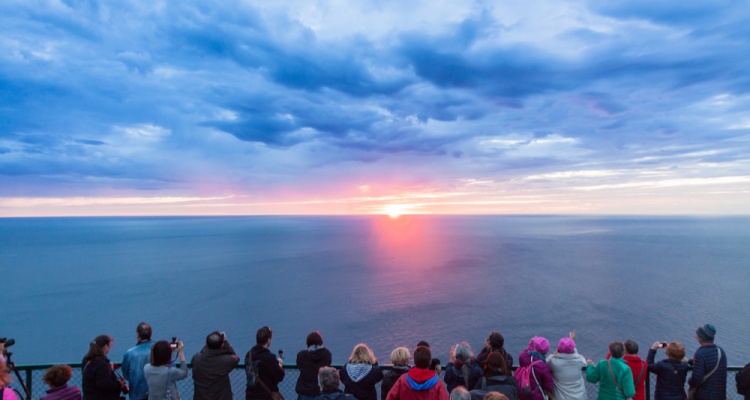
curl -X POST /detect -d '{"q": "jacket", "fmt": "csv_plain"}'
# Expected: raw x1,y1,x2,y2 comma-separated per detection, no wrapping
40,384,82,400
382,366,410,400
737,362,750,398
623,355,648,400
547,351,587,400
518,349,554,400
296,346,332,397
688,344,727,400
246,344,286,400
143,362,189,400
386,367,449,400
472,374,519,400
121,341,152,400
82,357,123,400
444,360,482,393
646,348,688,400
191,342,240,400
340,363,384,400
316,390,357,400
586,357,635,400
477,347,514,373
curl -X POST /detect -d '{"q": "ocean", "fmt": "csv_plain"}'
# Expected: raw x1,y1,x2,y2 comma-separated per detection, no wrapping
1,215,748,367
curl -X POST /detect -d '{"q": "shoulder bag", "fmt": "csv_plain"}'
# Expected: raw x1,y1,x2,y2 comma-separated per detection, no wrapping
249,352,285,400
608,359,632,400
688,348,721,400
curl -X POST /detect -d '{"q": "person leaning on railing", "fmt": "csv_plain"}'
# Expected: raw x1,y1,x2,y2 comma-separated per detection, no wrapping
444,342,482,393
381,347,410,400
144,340,188,400
40,364,82,400
546,336,587,400
646,341,688,400
340,344,383,400
586,341,635,400
0,354,20,400
688,324,727,400
296,331,332,400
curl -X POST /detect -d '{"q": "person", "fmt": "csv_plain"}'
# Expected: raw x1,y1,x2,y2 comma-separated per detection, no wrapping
417,341,442,373
81,335,127,400
315,367,355,400
688,324,727,400
191,331,240,400
450,387,471,400
296,331,332,400
586,341,635,400
0,355,20,400
385,345,449,400
246,326,286,400
339,344,384,400
477,332,514,373
470,352,518,400
121,322,153,400
516,337,553,400
546,337,587,400
382,347,410,400
40,364,82,400
623,340,648,400
737,361,750,400
144,340,188,400
484,394,509,400
647,341,688,400
444,342,483,393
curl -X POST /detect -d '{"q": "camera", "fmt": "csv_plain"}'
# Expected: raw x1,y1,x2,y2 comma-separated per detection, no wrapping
277,349,284,360
0,338,15,347
658,342,668,348
171,337,179,350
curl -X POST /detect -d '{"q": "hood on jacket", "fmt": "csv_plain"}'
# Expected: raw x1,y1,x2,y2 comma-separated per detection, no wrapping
251,344,272,360
406,368,439,391
346,363,373,382
307,346,329,363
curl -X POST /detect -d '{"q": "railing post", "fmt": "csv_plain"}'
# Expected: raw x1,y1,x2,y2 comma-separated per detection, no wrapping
645,371,651,400
25,368,32,400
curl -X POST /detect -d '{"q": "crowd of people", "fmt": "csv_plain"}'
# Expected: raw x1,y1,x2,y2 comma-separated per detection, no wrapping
1,323,749,400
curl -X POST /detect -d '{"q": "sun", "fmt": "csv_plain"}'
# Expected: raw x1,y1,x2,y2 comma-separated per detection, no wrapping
382,204,412,219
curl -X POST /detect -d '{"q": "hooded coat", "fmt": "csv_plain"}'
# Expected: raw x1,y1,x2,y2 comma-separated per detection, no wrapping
296,346,333,397
646,348,688,400
340,363,384,400
547,351,587,400
382,366,410,400
246,344,286,400
386,368,449,400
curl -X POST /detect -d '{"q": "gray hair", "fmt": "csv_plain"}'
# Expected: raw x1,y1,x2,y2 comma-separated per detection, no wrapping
454,341,474,363
451,387,471,400
318,366,341,392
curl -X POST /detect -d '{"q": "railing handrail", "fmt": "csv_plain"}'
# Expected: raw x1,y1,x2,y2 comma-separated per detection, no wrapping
13,363,748,370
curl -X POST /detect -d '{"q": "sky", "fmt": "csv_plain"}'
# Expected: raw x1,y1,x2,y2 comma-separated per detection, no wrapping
1,0,749,216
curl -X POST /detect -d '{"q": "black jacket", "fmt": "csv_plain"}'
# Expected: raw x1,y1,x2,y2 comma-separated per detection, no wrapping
477,347,514,372
246,344,286,400
339,363,384,400
647,348,689,400
191,342,240,400
81,357,122,400
381,366,409,400
296,347,333,397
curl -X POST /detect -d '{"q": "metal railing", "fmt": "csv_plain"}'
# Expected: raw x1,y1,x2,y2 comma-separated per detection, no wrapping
7,364,745,400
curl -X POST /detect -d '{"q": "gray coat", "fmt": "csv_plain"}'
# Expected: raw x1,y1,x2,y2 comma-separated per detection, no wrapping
547,351,587,400
144,363,188,400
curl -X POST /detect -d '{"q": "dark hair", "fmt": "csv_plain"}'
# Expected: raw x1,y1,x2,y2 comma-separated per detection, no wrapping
43,365,72,388
488,332,505,348
137,322,152,341
151,341,172,366
306,331,323,347
417,340,431,348
83,335,112,364
484,352,510,377
624,340,638,355
609,341,625,359
414,346,432,369
206,331,225,350
256,326,273,345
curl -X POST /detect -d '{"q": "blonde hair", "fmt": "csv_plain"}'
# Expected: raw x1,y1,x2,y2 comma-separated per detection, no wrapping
484,392,509,400
349,343,376,364
666,342,686,362
390,347,410,366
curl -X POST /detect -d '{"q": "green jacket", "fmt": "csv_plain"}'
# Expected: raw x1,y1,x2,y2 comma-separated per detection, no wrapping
586,357,636,400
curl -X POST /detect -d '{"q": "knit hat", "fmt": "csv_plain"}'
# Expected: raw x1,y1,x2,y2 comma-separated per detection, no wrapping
489,332,505,348
696,323,717,342
532,337,549,354
558,338,576,354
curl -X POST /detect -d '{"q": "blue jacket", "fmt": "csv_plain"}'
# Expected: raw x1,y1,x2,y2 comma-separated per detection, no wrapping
688,344,727,400
647,349,688,400
444,359,483,393
121,341,152,400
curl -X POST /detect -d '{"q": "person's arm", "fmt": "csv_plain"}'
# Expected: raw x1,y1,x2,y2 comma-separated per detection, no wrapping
121,352,130,381
689,351,705,387
172,341,189,380
219,341,240,374
268,352,286,383
539,364,555,392
585,361,600,383
647,347,659,373
94,363,124,394
370,363,384,384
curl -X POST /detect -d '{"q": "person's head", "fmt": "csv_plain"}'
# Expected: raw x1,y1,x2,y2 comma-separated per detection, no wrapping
531,337,549,355
150,340,173,366
414,346,432,369
484,352,509,377
136,322,152,341
318,366,341,392
0,355,11,387
450,387,471,400
43,364,73,388
84,335,113,362
488,332,505,349
557,338,576,354
417,340,431,348
484,392,510,400
666,342,686,362
306,331,323,347
206,331,225,350
391,347,410,367
609,341,625,359
349,343,376,364
454,342,474,364
624,340,639,355
696,324,716,344
256,326,273,346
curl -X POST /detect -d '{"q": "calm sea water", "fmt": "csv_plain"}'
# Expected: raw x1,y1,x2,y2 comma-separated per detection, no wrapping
1,215,748,366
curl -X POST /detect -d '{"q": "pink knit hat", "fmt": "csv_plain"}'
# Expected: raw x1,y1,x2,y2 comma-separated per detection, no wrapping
558,338,576,354
532,337,550,354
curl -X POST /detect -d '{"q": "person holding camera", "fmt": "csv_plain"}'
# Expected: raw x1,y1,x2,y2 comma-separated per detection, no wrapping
122,322,153,400
82,335,128,400
1,354,20,400
144,339,188,400
647,342,688,400
191,331,240,400
246,326,285,400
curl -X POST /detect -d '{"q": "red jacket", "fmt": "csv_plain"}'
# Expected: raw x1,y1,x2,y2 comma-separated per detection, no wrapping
386,368,448,400
624,355,648,400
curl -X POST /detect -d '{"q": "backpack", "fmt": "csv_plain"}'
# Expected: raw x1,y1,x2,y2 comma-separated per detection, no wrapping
470,376,519,400
245,351,261,389
514,360,541,400
737,363,750,396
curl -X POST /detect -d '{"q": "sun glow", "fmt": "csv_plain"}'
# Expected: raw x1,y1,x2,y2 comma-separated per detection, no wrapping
382,204,415,218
